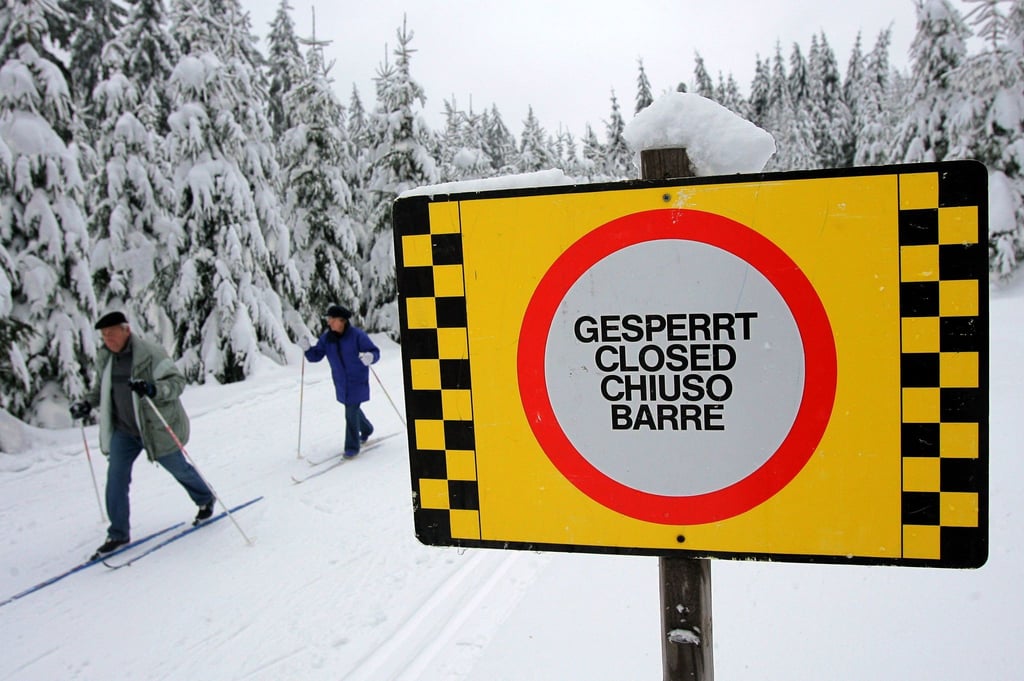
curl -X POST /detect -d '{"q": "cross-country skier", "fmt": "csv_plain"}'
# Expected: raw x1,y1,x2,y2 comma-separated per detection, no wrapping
70,311,215,559
299,305,380,458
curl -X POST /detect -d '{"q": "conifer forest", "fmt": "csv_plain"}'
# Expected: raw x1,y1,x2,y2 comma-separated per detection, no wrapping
1,0,1022,424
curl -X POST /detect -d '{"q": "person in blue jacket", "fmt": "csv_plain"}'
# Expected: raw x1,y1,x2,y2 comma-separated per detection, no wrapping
300,304,381,457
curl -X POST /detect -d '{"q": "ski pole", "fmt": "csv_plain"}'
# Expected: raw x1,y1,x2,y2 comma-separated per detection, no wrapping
297,355,306,459
140,394,253,546
79,422,106,523
371,366,406,427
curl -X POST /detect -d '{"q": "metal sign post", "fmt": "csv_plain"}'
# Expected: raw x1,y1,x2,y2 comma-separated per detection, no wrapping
642,148,713,681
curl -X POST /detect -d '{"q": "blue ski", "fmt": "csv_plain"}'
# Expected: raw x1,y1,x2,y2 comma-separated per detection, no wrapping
0,521,185,608
292,436,396,483
304,431,403,466
102,496,263,569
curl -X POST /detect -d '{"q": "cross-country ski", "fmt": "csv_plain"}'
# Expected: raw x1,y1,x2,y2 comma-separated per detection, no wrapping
292,437,395,484
0,522,184,608
303,431,403,466
102,497,264,569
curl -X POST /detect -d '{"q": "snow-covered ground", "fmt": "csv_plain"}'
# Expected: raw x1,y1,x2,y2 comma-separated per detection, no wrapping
1,285,1022,680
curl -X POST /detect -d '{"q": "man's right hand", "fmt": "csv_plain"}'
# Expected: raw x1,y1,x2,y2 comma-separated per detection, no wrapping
70,402,91,420
298,337,311,351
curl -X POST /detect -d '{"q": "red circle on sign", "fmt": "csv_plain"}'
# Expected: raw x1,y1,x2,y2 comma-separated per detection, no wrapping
517,209,836,525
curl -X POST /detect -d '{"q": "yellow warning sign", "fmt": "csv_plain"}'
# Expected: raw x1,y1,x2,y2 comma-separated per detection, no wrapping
393,161,988,568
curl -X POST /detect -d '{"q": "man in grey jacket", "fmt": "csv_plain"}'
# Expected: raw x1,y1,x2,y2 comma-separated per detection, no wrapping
70,311,215,559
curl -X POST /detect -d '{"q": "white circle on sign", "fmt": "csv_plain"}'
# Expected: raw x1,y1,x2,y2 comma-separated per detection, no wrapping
543,239,804,497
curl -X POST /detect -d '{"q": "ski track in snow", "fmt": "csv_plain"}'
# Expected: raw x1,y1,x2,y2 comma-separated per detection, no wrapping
4,300,1024,680
0,339,551,681
340,549,541,681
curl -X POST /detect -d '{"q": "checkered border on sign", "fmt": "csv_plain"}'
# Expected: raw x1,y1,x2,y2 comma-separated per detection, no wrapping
897,168,988,568
393,199,481,545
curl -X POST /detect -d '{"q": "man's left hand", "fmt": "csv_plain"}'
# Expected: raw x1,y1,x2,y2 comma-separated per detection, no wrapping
129,380,156,397
359,352,374,366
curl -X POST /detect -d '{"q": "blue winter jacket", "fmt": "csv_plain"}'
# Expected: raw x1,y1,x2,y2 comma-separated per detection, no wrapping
304,325,380,405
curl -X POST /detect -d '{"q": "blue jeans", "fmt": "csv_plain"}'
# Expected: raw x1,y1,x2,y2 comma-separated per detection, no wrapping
105,430,214,541
344,404,373,454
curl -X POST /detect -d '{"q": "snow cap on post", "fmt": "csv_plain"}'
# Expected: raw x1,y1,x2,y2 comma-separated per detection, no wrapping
623,92,776,176
94,311,128,329
326,304,351,320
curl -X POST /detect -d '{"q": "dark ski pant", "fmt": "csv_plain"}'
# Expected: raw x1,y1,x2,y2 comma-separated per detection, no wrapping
344,403,373,454
105,430,214,541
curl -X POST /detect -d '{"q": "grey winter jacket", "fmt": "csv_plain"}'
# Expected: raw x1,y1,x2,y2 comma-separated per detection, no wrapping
85,333,190,460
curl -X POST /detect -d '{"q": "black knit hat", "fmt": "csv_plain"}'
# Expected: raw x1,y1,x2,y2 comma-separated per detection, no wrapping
95,311,128,329
325,304,351,320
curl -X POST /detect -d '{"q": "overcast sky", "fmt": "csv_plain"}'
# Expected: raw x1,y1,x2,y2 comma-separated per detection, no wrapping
241,0,924,137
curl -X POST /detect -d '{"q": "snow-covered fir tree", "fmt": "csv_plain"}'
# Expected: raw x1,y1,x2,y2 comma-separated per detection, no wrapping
714,72,746,115
555,127,583,177
807,32,853,168
481,104,517,175
363,17,438,338
64,0,128,235
438,96,491,182
1004,0,1024,272
87,38,179,337
747,56,771,127
854,29,897,166
0,312,32,401
842,32,866,167
951,0,1024,278
0,0,97,423
964,0,1014,45
118,0,181,136
343,83,379,280
265,0,304,139
764,43,815,171
693,53,715,100
437,96,462,182
602,90,633,179
459,105,493,178
165,0,293,382
279,36,361,332
890,0,970,164
579,123,603,179
635,58,654,113
788,42,810,107
345,83,369,159
517,106,556,173
99,0,181,343
0,126,24,414
65,0,127,129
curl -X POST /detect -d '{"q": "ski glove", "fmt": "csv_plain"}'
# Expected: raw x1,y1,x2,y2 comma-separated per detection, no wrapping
70,401,91,420
298,337,311,351
129,380,156,397
359,352,374,366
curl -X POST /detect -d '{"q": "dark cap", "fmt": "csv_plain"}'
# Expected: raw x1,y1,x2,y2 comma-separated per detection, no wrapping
94,311,128,329
326,304,351,320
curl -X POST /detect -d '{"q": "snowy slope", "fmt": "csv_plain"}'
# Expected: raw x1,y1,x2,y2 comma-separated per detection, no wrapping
2,289,1023,680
